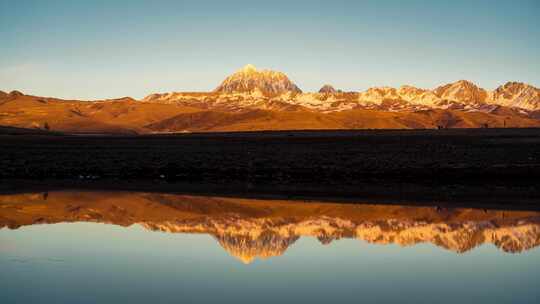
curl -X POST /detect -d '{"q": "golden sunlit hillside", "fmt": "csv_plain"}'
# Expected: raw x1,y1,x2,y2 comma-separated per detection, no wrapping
1,90,539,134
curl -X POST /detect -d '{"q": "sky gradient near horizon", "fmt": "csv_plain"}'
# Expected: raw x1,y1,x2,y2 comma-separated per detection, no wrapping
1,0,539,100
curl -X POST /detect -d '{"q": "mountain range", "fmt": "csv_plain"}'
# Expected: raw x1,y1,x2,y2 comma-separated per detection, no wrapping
1,65,540,133
1,191,539,264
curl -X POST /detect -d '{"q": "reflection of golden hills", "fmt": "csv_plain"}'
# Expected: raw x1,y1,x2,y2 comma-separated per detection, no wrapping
1,191,539,263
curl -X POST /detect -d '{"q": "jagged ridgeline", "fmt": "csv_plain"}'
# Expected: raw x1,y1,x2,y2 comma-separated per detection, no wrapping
1,65,540,133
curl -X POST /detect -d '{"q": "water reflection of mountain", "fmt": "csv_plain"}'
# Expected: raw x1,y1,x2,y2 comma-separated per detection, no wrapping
1,191,539,263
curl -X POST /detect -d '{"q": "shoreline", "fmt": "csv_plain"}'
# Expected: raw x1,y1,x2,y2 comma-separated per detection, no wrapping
1,179,539,211
2,128,539,210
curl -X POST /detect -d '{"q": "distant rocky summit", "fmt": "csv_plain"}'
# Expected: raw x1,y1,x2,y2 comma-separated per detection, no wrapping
0,90,24,103
433,80,488,104
491,82,540,111
146,65,540,113
318,84,338,94
9,90,24,97
214,64,302,95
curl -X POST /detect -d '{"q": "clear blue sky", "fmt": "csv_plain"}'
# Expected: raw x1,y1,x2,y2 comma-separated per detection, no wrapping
1,0,539,99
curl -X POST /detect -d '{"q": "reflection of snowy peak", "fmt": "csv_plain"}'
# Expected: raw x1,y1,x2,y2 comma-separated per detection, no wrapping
355,219,540,254
139,215,540,263
2,191,540,264
215,232,299,264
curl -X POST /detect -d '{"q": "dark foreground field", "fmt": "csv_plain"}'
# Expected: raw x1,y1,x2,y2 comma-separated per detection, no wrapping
1,128,539,206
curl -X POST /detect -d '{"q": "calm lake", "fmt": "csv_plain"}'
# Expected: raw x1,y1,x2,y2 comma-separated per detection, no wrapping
1,191,539,304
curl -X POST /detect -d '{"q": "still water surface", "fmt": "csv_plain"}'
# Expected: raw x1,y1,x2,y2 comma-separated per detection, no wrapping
1,191,539,303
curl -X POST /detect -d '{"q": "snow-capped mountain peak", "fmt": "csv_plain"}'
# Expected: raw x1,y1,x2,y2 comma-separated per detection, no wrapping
241,64,257,73
434,80,488,104
490,82,540,111
214,65,302,95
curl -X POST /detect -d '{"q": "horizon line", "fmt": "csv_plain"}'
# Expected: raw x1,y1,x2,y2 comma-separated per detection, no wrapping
2,76,537,102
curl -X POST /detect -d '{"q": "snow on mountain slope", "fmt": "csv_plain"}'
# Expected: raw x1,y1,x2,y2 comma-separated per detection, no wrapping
434,80,489,104
489,82,540,111
140,65,540,113
2,65,540,133
214,64,302,95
